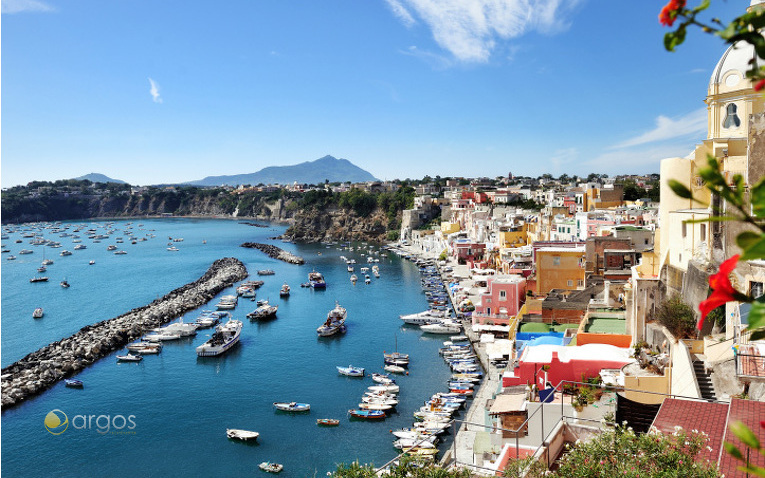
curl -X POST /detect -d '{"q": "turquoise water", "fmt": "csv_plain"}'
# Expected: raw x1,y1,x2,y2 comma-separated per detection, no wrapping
1,219,458,476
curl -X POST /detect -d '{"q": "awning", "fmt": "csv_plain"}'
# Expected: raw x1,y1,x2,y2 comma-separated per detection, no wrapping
489,393,527,415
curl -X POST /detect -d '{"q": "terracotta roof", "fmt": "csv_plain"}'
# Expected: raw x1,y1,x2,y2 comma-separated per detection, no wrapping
718,398,765,478
652,397,765,478
651,398,728,464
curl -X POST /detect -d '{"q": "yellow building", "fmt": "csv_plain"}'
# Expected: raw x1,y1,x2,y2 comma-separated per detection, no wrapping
440,222,460,235
535,246,586,296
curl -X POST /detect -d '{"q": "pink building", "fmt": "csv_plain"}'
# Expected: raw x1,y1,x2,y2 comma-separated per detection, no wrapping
473,275,526,326
453,241,486,267
501,344,634,389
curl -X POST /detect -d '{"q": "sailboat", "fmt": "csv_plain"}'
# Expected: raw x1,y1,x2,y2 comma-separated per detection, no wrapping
383,334,409,367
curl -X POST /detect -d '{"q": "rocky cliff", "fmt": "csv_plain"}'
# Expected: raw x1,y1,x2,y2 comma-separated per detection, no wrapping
284,207,392,243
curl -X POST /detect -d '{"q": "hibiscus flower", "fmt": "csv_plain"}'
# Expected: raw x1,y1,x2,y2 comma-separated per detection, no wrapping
698,255,740,330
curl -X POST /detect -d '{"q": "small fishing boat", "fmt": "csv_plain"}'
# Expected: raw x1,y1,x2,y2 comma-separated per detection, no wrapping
247,302,278,320
116,353,143,362
65,379,84,388
29,276,49,283
371,373,395,385
279,283,290,297
316,418,340,427
257,269,275,276
258,462,283,473
308,271,326,289
348,409,386,420
226,429,260,441
350,274,358,284
33,307,44,319
337,365,365,377
273,402,310,412
89,260,95,265
384,364,406,374
60,279,70,288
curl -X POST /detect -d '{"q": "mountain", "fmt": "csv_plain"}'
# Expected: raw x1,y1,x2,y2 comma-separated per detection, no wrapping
74,173,126,184
188,155,377,186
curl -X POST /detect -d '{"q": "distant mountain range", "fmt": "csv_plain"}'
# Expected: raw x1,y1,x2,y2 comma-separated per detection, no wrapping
187,155,377,187
74,173,126,184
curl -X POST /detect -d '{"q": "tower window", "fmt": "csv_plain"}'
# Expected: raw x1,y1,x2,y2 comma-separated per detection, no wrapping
723,103,741,129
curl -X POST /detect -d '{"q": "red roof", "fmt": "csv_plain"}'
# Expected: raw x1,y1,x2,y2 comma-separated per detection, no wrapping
652,397,765,478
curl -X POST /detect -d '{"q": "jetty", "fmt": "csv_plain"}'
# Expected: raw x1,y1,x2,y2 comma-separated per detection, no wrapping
240,242,305,265
0,257,248,409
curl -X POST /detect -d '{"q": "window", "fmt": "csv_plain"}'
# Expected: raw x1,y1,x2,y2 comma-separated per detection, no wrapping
567,280,574,287
700,224,706,241
486,307,492,315
682,222,687,238
577,280,584,287
723,103,741,129
553,256,561,266
499,290,507,300
751,281,764,299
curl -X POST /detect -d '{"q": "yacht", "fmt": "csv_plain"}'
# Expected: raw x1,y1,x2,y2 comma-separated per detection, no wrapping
196,319,243,357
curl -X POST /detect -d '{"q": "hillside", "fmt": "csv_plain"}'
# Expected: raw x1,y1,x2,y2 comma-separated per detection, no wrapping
189,155,377,186
74,173,126,184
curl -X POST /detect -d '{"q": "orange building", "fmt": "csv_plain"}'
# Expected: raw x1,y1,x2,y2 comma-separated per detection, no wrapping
534,246,586,296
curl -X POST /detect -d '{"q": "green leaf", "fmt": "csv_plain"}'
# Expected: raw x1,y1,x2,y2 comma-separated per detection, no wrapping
739,236,765,261
752,177,765,218
664,27,687,52
668,180,693,200
737,231,763,249
731,421,760,450
725,441,744,460
692,0,710,13
746,302,765,334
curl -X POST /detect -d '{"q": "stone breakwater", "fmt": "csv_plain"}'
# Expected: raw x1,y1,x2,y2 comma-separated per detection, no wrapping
0,257,248,409
240,242,305,265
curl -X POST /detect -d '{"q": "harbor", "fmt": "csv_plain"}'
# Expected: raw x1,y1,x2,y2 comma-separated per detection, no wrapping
1,219,461,476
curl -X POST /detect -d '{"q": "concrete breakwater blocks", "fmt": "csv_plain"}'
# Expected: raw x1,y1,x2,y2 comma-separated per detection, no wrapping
0,257,248,409
240,242,305,265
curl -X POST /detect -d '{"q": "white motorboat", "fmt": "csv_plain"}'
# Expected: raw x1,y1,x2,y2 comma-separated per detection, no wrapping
156,319,198,337
195,311,229,328
279,283,290,297
393,438,437,450
420,320,462,335
216,295,238,310
368,384,399,393
126,342,162,354
116,353,143,362
226,429,259,441
195,319,243,357
143,331,182,342
33,307,44,319
273,401,310,412
399,309,449,325
317,302,347,336
337,365,364,377
384,364,406,374
258,462,283,473
247,302,278,320
358,402,393,411
371,373,395,384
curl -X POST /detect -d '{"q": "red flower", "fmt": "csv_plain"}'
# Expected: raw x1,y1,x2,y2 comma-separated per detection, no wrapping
659,0,686,27
756,79,765,91
698,255,740,330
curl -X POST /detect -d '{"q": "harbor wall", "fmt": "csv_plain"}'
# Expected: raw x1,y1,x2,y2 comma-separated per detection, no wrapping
0,257,248,409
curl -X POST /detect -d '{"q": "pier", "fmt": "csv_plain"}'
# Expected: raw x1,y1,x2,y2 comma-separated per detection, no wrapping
0,257,248,409
240,242,305,264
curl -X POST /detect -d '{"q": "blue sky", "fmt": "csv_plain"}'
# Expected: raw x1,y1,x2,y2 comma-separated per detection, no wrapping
1,0,745,187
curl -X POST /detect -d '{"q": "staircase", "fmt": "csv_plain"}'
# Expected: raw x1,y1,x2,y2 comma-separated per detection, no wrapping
693,360,717,401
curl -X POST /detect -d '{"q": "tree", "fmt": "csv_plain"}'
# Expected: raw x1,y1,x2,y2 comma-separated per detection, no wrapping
656,295,697,339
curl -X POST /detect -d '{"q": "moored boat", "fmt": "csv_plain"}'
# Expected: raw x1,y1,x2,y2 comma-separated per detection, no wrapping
116,353,143,362
316,418,340,426
30,276,49,283
258,462,283,473
33,307,44,319
64,379,84,388
316,302,347,337
226,428,259,441
247,302,278,320
195,319,243,357
273,402,310,412
257,269,275,276
336,365,365,377
279,283,290,297
348,409,386,420
308,271,326,289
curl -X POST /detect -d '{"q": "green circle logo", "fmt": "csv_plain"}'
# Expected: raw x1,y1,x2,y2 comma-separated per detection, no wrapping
44,409,68,435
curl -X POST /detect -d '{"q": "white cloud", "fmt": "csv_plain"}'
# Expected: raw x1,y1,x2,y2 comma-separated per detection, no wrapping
1,0,54,14
386,0,581,63
399,45,454,69
384,0,416,27
148,78,163,104
611,108,706,149
549,147,578,172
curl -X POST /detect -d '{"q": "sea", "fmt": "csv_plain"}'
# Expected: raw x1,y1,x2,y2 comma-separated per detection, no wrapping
0,218,460,477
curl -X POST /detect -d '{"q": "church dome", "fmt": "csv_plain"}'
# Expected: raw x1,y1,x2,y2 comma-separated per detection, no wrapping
709,40,759,90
